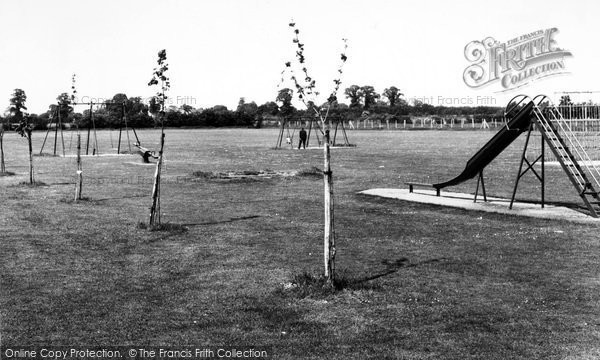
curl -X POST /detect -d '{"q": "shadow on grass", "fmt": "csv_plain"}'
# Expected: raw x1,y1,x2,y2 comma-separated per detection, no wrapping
137,221,188,233
92,194,148,202
358,257,449,283
59,197,105,205
0,171,16,177
46,182,76,186
295,166,322,179
11,181,48,187
59,194,146,205
280,258,449,300
182,215,261,227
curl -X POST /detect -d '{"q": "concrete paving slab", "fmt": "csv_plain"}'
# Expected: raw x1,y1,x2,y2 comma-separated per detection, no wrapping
360,188,600,224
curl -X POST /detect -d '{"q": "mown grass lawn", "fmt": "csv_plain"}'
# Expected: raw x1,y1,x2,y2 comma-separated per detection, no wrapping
1,128,599,359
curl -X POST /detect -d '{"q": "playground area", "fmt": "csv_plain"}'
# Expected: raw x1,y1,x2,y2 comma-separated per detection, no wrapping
1,127,600,358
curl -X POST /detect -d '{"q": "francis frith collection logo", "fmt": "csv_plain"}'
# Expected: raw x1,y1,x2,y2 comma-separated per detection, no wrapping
463,28,572,91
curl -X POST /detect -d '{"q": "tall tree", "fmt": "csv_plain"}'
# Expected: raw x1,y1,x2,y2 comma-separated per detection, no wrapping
344,85,361,108
383,86,404,107
359,85,380,109
559,95,573,106
236,97,257,115
257,101,279,116
276,88,295,117
56,92,73,122
106,93,128,127
180,104,194,114
9,89,28,121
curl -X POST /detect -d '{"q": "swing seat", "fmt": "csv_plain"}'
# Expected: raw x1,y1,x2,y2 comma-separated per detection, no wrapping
134,143,158,163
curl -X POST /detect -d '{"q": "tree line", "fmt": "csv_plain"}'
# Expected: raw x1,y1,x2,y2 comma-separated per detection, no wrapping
2,86,513,130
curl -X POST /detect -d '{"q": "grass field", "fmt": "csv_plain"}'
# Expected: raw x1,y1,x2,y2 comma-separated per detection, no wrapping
1,128,599,359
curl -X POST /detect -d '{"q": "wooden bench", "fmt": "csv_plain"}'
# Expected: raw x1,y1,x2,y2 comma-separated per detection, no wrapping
405,182,440,196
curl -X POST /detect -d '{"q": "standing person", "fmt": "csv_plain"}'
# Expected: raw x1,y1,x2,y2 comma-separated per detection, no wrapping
298,127,307,149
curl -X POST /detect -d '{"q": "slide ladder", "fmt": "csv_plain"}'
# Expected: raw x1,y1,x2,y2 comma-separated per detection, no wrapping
532,96,600,217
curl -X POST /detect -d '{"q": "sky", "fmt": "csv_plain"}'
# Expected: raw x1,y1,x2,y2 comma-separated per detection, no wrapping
1,0,599,114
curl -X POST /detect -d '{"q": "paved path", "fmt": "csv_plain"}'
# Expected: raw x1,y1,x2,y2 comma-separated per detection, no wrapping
360,188,600,224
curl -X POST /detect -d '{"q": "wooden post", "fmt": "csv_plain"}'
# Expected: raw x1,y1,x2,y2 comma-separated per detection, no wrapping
323,128,335,283
27,129,33,184
40,113,53,155
75,134,82,201
117,127,122,154
149,132,165,226
53,107,59,156
0,124,5,173
58,110,65,156
93,110,99,155
276,118,286,148
124,104,132,153
86,103,92,155
306,119,313,147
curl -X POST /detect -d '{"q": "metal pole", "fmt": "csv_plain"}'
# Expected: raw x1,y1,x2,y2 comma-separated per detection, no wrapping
510,124,533,209
541,131,545,208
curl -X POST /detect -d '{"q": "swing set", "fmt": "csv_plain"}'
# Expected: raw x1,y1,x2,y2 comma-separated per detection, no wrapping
275,115,351,149
39,101,136,156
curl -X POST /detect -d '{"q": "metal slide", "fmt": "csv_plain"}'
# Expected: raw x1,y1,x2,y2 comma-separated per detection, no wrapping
531,95,600,216
433,98,534,190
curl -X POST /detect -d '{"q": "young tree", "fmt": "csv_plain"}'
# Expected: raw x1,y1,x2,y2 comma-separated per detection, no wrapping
147,49,170,226
15,117,34,184
283,21,348,284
